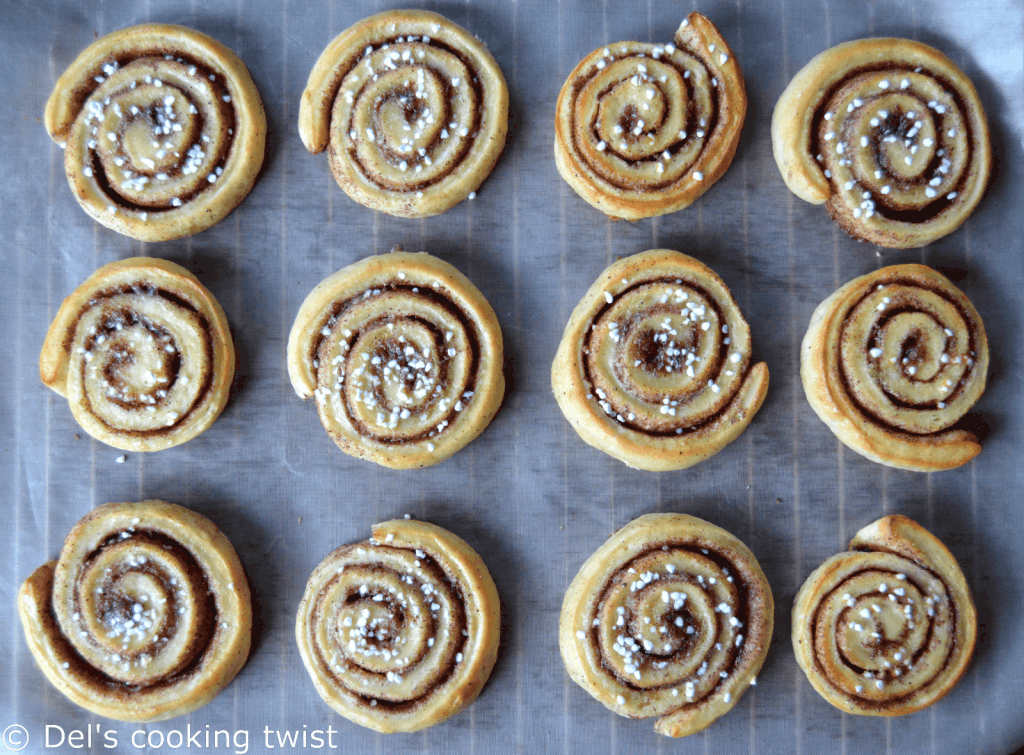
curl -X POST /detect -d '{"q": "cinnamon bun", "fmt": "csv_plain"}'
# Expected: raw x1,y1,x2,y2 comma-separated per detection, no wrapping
552,249,768,471
554,13,745,220
40,257,235,452
296,519,500,732
18,501,251,721
772,38,990,248
45,24,266,241
801,264,988,471
561,513,772,737
287,249,504,468
299,10,508,218
793,515,976,716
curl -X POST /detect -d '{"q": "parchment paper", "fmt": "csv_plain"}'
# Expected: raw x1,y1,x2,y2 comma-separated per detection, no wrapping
1,0,1022,752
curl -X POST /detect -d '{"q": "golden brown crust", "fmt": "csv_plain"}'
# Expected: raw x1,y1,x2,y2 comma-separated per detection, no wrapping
800,264,987,471
771,38,990,248
793,515,976,716
40,257,235,452
554,13,745,220
552,249,768,471
18,501,251,722
287,250,504,469
295,519,500,733
46,24,266,242
299,10,508,218
560,513,773,737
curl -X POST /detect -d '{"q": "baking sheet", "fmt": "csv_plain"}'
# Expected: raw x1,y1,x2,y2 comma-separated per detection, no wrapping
2,0,1023,752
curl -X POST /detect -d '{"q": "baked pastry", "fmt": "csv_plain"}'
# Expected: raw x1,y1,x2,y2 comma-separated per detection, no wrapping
299,10,508,218
554,13,745,220
41,257,235,452
801,264,987,471
296,519,500,733
552,249,768,471
287,248,504,469
18,501,251,722
793,515,976,716
45,24,266,241
772,38,990,248
561,513,773,737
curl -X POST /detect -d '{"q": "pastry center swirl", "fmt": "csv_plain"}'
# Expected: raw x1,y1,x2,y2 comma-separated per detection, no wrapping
813,67,974,223
69,284,215,436
313,282,480,445
332,37,484,191
64,530,216,688
591,545,748,711
71,56,237,212
570,46,719,189
838,280,982,434
310,545,468,708
811,555,957,704
583,279,751,435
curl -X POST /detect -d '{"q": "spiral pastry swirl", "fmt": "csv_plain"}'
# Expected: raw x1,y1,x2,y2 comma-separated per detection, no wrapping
561,514,772,737
299,10,508,218
554,13,745,220
772,38,991,248
801,264,988,472
18,501,251,722
41,258,235,452
45,24,266,242
552,249,768,471
288,250,504,469
296,519,500,733
794,515,976,716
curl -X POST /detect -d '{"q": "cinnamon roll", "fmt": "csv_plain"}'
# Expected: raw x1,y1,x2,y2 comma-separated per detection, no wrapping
45,24,266,242
554,13,746,220
772,38,991,248
18,501,251,722
793,515,976,716
801,264,988,471
299,10,508,218
296,519,500,733
552,249,768,471
561,513,773,738
287,249,504,469
40,257,235,452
